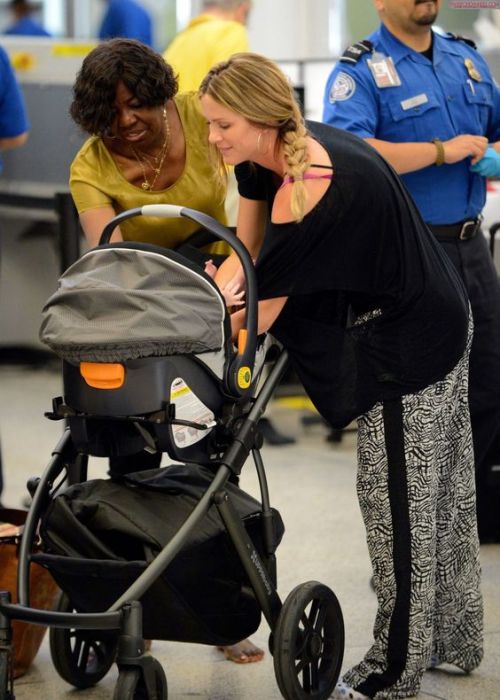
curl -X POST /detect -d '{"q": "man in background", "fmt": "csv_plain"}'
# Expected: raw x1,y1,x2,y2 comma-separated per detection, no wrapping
98,0,152,47
164,0,252,93
323,0,500,544
3,0,51,37
0,44,30,508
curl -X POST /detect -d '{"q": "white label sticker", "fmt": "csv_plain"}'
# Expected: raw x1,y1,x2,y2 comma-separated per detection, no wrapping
170,377,215,448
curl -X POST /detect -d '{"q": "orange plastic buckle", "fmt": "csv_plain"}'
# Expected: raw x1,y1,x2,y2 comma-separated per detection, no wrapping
80,362,125,389
237,329,248,355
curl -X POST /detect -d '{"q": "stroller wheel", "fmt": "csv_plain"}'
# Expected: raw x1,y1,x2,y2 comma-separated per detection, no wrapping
273,581,344,700
49,591,118,689
113,658,168,699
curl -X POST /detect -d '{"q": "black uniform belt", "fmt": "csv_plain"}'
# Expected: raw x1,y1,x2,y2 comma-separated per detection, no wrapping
428,217,483,241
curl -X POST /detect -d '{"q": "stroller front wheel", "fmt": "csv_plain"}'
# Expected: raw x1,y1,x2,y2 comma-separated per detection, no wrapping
49,591,118,689
273,581,344,700
113,658,168,699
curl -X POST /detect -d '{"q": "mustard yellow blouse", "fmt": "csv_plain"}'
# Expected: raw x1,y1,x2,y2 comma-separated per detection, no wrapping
69,92,228,253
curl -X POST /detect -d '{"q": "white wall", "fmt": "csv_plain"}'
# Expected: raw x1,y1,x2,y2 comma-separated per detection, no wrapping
184,0,344,61
248,0,342,60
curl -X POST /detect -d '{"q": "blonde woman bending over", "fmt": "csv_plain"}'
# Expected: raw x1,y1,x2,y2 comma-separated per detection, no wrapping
199,53,482,700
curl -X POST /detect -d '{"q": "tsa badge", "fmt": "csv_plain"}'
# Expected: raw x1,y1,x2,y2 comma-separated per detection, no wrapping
367,52,401,88
329,72,356,102
464,58,481,82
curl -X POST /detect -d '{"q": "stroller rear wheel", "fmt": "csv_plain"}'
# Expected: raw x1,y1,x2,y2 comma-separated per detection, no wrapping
273,581,344,700
113,658,168,699
49,591,118,688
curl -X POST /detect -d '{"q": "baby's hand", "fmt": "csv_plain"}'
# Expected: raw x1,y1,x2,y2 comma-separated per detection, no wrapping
204,260,251,309
220,280,245,308
204,259,218,279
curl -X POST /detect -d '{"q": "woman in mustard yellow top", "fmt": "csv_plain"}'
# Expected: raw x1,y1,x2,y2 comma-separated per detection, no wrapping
69,39,262,665
69,38,227,256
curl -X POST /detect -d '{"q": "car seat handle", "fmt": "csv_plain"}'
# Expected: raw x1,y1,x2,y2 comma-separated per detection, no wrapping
99,205,258,397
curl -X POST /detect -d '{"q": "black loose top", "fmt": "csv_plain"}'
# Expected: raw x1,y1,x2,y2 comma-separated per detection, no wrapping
235,122,470,428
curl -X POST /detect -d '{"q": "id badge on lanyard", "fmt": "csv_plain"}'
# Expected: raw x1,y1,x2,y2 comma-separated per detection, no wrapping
367,52,401,88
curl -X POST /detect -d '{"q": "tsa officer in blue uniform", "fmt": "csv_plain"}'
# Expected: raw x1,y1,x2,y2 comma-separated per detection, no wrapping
98,0,153,47
323,0,500,543
3,0,52,36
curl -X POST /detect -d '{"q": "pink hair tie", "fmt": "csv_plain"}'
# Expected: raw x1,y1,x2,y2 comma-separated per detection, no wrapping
279,172,333,190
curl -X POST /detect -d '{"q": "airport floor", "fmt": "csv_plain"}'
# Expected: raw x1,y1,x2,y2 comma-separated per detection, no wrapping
0,359,499,700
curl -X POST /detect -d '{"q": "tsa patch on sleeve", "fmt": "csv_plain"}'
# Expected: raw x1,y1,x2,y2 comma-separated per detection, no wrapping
329,72,356,103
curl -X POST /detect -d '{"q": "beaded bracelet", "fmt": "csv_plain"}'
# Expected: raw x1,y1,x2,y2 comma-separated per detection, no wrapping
431,138,445,167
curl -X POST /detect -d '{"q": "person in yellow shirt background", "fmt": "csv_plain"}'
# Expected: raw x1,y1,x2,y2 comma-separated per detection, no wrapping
164,0,252,228
164,0,252,94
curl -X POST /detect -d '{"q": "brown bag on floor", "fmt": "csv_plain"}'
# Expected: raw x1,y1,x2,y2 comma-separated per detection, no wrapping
0,508,59,678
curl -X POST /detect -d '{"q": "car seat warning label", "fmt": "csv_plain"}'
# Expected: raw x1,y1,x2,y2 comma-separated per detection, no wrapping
170,378,215,448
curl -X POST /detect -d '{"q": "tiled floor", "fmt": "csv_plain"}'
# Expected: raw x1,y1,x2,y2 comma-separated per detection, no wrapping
0,361,499,699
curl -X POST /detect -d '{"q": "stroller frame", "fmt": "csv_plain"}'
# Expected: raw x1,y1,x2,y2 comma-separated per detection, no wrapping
0,206,344,700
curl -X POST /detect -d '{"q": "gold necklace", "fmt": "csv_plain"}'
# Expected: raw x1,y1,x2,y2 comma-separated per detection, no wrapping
131,108,171,191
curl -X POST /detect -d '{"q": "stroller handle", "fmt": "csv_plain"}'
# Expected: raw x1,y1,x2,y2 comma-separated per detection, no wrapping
99,205,258,397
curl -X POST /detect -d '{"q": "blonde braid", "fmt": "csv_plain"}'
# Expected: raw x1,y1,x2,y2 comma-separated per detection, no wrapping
281,107,309,222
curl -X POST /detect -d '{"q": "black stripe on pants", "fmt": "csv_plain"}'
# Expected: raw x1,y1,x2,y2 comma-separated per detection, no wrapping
358,397,412,698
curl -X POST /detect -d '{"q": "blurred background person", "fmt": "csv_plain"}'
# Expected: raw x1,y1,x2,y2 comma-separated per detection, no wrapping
164,0,253,228
0,44,30,507
3,0,51,37
164,0,252,93
98,0,152,47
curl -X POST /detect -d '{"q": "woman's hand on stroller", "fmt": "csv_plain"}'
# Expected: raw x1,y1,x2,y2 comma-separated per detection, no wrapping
204,259,246,309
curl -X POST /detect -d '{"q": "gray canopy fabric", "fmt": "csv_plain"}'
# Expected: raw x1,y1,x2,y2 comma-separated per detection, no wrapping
39,247,227,363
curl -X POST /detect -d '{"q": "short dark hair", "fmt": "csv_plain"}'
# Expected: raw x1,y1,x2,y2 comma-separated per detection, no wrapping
70,39,178,136
9,0,40,11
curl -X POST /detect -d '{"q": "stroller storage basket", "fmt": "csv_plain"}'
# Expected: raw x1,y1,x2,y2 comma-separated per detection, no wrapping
37,465,284,645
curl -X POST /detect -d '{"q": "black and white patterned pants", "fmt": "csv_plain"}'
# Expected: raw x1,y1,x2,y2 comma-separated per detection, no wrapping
344,321,483,699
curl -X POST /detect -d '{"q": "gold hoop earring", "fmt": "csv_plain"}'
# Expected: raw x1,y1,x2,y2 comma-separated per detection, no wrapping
163,106,167,119
257,130,269,155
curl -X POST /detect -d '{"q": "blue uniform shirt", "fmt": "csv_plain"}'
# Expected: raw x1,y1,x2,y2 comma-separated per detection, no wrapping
323,24,500,225
0,47,29,175
4,17,51,37
99,0,152,47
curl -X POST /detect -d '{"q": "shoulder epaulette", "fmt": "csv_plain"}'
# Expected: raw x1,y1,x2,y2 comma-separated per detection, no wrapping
339,40,373,64
446,32,477,49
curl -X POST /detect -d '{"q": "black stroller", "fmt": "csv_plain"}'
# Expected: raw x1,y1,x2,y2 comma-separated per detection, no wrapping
0,205,344,700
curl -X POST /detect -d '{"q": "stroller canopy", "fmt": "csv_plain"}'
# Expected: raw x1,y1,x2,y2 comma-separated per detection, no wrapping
40,244,228,364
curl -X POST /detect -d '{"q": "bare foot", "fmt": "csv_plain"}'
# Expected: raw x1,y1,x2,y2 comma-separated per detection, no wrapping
217,638,264,664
